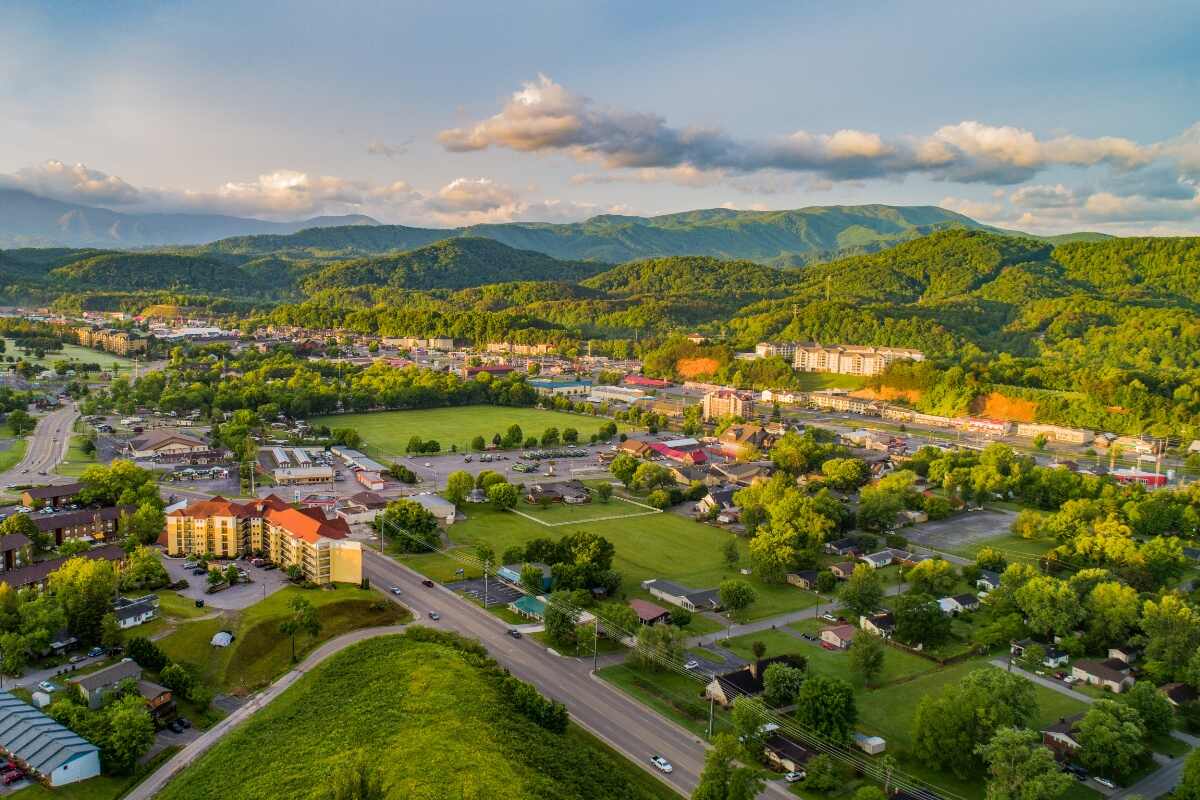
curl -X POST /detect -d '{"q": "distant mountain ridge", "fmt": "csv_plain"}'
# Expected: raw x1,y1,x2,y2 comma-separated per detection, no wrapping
0,188,379,248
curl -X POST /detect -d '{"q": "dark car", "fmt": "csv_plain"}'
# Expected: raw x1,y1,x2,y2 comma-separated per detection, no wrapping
167,719,184,733
177,717,192,729
507,629,522,639
421,579,435,588
2,769,24,785
428,611,441,621
263,564,278,571
191,568,207,576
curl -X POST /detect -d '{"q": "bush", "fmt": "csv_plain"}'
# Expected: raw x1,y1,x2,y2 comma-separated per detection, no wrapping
127,637,168,671
646,489,672,510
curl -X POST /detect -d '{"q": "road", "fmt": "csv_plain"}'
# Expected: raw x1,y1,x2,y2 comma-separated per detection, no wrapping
1,404,79,486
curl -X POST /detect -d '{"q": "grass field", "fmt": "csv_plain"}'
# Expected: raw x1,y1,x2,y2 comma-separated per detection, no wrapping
0,437,26,473
791,373,868,391
156,633,677,800
157,586,408,694
731,624,938,688
310,406,623,457
512,495,659,526
946,531,1058,561
3,338,134,373
436,505,817,621
55,434,95,477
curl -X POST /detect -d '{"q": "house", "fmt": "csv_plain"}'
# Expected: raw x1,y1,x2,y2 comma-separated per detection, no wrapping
136,680,174,720
829,562,857,580
525,480,590,505
347,491,389,511
74,659,143,709
976,570,1001,592
938,594,979,615
1107,646,1138,664
354,470,386,491
704,657,805,706
618,439,653,458
898,509,929,525
497,563,554,592
509,595,546,621
1071,659,1135,693
1160,683,1198,708
820,624,857,649
669,465,711,486
646,441,707,466
860,611,894,639
860,551,896,569
763,734,815,773
1042,713,1085,760
410,494,457,524
825,537,860,556
641,579,722,612
710,461,772,487
0,544,125,592
718,424,773,455
698,487,738,516
786,570,819,590
127,429,214,461
0,691,100,786
21,482,82,508
334,502,377,526
112,595,158,630
0,532,32,573
629,599,672,626
30,506,132,547
1010,639,1070,668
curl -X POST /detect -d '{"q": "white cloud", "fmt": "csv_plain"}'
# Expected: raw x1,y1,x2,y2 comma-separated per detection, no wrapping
0,160,142,205
1010,184,1079,209
366,138,411,158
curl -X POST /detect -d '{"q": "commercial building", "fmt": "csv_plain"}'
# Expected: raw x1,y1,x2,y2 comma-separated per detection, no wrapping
528,378,592,398
700,390,755,421
588,385,646,405
1014,423,1094,445
0,691,100,786
164,495,362,584
792,343,923,376
127,430,215,461
808,390,880,415
273,465,335,485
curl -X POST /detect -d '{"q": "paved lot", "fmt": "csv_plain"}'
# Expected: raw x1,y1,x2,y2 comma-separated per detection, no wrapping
161,554,292,610
447,576,524,608
904,508,1017,550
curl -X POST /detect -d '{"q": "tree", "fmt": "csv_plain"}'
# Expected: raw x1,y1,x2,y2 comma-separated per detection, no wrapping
839,565,884,620
762,662,806,707
721,537,739,569
470,435,486,451
1085,581,1141,646
444,470,474,507
1015,576,1084,638
893,592,951,647
803,754,839,792
1141,595,1200,681
540,427,560,446
976,727,1073,800
821,457,870,490
158,663,195,696
1077,700,1147,781
119,502,166,547
669,608,692,628
543,592,579,648
633,623,685,671
906,559,959,596
322,756,388,800
503,423,523,448
913,668,1038,778
279,596,321,662
0,512,47,553
599,602,638,638
488,481,519,510
609,453,639,486
794,675,857,744
104,694,156,774
718,579,756,620
692,733,766,800
646,489,672,510
100,612,123,650
120,545,169,591
49,556,118,642
59,539,90,557
1123,681,1173,737
1178,749,1200,800
126,636,167,671
849,632,886,686
7,409,34,436
595,483,613,503
562,427,578,444
377,499,440,553
632,462,674,492
731,698,767,757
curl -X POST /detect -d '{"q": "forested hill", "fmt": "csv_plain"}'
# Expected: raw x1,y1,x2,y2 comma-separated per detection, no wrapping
582,256,802,302
193,204,995,264
304,238,609,291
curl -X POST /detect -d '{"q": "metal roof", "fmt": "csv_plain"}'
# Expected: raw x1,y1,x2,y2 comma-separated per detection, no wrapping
0,692,98,776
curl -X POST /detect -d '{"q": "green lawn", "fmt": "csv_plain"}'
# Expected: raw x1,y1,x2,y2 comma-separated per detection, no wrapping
156,633,677,800
3,338,134,373
157,585,409,694
512,495,658,525
155,590,209,620
791,373,868,391
740,625,938,687
946,531,1058,561
598,661,731,738
55,434,96,477
0,437,26,473
11,746,179,800
311,406,624,458
442,505,817,621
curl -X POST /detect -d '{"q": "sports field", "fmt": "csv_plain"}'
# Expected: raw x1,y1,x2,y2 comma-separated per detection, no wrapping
511,494,659,527
3,337,134,372
441,505,816,621
310,406,622,457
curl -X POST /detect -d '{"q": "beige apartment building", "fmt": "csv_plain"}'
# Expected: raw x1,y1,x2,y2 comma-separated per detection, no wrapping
792,343,924,377
701,390,755,421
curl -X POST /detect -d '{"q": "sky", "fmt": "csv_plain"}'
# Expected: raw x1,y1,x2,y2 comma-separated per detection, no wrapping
2,0,1199,234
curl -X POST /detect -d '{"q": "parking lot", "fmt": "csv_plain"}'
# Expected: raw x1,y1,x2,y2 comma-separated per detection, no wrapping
905,508,1018,550
160,553,292,610
447,576,524,608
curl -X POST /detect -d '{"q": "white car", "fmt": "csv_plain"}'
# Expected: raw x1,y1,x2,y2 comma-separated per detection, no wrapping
389,586,403,595
37,681,56,693
650,755,673,774
683,660,699,670
784,770,806,783
1094,777,1115,790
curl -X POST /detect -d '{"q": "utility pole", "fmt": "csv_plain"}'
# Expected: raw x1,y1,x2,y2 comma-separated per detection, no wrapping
593,617,600,671
483,559,489,608
707,695,715,739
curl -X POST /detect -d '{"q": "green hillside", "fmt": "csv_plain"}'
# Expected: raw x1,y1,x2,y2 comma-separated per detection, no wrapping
155,630,675,800
49,253,258,293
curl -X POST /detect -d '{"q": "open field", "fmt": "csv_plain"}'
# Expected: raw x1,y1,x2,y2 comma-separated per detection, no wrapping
3,338,134,372
55,434,95,477
155,633,677,800
729,625,938,687
157,585,409,694
791,372,868,391
512,494,660,527
310,406,623,457
945,530,1059,562
435,504,818,621
0,437,26,473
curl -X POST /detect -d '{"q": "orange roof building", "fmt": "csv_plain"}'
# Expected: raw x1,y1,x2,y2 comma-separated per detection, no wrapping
164,494,361,585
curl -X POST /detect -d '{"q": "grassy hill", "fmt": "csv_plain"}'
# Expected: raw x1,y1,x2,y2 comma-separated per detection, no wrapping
582,255,801,301
155,631,676,800
49,253,259,294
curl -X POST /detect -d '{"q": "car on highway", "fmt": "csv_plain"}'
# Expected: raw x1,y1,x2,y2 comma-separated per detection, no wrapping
389,586,403,595
428,611,441,621
649,755,673,774
421,579,435,588
784,770,806,783
507,629,522,639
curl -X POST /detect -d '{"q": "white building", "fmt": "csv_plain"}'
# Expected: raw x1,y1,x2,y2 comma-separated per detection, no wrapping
793,343,924,377
588,385,646,404
1015,423,1094,445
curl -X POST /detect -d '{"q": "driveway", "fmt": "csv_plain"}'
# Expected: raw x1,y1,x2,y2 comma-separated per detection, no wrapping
160,554,292,610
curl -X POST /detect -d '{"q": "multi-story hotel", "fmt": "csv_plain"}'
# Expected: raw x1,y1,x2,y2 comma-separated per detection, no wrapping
700,389,755,421
792,343,924,377
164,495,362,585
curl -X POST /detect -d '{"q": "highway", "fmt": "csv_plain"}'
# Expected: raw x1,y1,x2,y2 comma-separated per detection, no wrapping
1,404,79,487
361,548,794,798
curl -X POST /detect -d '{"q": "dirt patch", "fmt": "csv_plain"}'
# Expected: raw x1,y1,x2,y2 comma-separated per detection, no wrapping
852,385,922,403
971,391,1038,422
676,357,722,379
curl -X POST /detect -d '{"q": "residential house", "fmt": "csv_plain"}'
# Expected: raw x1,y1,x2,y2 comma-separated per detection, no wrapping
1160,683,1198,708
829,562,857,580
525,480,590,505
976,570,1001,592
136,680,174,720
21,482,82,508
938,594,980,615
641,579,722,613
618,439,653,458
710,461,772,487
74,659,142,709
0,532,31,572
0,691,100,786
698,487,738,516
785,571,819,590
112,595,158,630
165,495,362,585
1042,713,1085,760
1010,639,1070,668
763,735,815,773
718,424,773,456
825,537,860,556
1107,646,1138,665
629,599,672,626
346,491,389,511
668,465,711,486
820,625,857,649
1071,659,1135,693
704,657,805,706
860,612,894,639
860,550,899,569
127,430,216,462
410,494,457,524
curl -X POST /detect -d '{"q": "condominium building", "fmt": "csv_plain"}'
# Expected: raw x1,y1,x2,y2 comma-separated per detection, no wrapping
754,342,798,360
164,495,362,584
792,343,923,377
701,390,755,421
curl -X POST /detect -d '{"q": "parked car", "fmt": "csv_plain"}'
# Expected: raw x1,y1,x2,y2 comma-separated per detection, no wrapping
801,633,817,641
683,660,699,670
820,612,838,623
820,642,838,651
37,681,56,693
3,769,24,785
263,564,278,571
1053,671,1067,679
177,717,192,729
1094,778,1115,790
167,719,184,733
428,611,440,621
68,654,85,664
650,756,673,774
192,568,207,576
88,646,105,658
784,770,806,783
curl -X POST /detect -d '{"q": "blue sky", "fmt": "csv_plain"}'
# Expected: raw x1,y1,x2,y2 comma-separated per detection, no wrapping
2,0,1198,233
